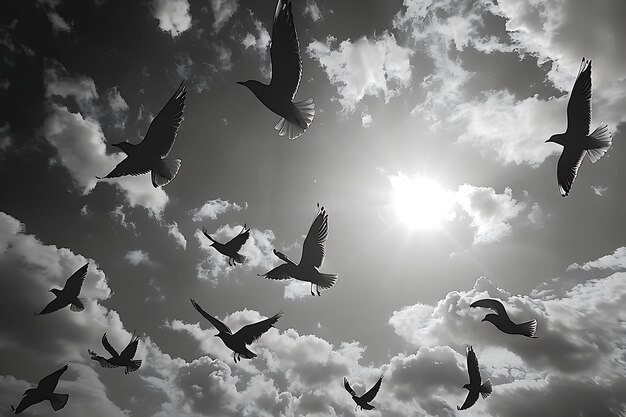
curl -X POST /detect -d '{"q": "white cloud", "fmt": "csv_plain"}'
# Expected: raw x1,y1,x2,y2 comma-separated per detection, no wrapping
361,112,372,128
283,281,312,300
591,185,608,196
124,249,154,266
567,246,626,271
47,12,71,33
106,86,129,129
241,12,271,78
190,198,245,222
110,205,136,231
151,0,192,37
166,221,187,249
80,204,90,216
307,32,413,112
303,0,322,22
210,0,238,33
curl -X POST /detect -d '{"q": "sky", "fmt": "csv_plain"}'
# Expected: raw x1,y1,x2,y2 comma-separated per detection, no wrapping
0,0,625,416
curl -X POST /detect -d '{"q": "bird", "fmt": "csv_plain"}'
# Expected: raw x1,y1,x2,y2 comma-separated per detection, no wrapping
35,263,88,315
258,203,338,296
237,0,314,140
546,58,612,196
457,346,492,411
190,298,282,363
11,364,69,414
201,224,250,266
88,332,142,374
97,81,186,187
343,375,383,411
470,298,538,338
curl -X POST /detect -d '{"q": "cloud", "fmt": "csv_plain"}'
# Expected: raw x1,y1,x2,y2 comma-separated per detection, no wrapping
47,11,71,33
361,112,372,128
190,198,245,222
151,0,192,37
303,0,322,22
110,205,136,231
210,0,238,33
124,249,154,266
166,221,187,249
241,12,271,77
567,246,626,271
0,122,12,153
591,185,608,196
307,32,413,112
106,86,129,129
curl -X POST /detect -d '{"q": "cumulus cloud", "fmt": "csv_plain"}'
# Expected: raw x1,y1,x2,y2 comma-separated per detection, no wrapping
124,249,154,267
303,0,322,22
361,112,372,128
567,246,626,271
210,0,238,33
307,32,413,112
151,0,192,37
166,221,187,249
47,12,72,33
106,86,129,129
241,12,271,77
190,198,245,222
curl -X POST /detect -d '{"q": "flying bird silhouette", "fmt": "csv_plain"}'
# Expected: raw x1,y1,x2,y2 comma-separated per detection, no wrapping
458,346,492,411
97,81,186,187
190,298,282,363
35,263,88,315
201,224,250,266
88,332,142,374
258,203,338,296
237,0,314,139
470,298,538,338
343,375,383,411
11,364,69,414
546,58,612,196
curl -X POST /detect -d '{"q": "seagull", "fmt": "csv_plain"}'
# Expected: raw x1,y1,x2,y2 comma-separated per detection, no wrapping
458,346,492,411
190,298,282,363
343,376,383,411
97,81,186,187
35,263,88,315
237,0,314,140
546,58,612,196
201,224,250,266
470,298,538,338
258,203,338,296
11,364,69,414
89,332,142,374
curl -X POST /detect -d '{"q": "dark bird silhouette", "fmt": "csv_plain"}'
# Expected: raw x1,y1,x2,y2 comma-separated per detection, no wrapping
11,364,69,414
201,224,250,266
35,263,88,315
470,298,538,338
190,298,282,363
97,81,186,187
546,58,612,196
343,375,383,411
458,346,492,411
237,0,314,140
258,203,338,296
89,332,142,374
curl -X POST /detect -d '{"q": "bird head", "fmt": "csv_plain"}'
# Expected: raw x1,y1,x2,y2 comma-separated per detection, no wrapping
236,80,265,97
482,314,497,324
462,383,471,391
214,333,223,339
23,388,36,396
546,133,565,146
50,288,62,295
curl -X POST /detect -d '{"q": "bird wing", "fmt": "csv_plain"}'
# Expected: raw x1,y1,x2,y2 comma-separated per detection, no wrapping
343,377,357,396
100,155,151,179
470,299,508,318
37,364,68,392
300,206,329,268
63,263,88,297
361,375,383,403
557,146,585,196
102,333,120,358
567,58,592,135
120,334,139,360
141,81,187,158
457,390,480,411
467,346,482,386
12,392,42,414
37,297,67,315
270,0,302,100
225,227,250,252
258,263,293,280
190,298,232,335
235,311,283,345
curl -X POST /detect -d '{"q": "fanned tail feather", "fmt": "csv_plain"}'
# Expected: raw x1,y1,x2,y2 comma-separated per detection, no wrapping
125,360,142,374
152,158,181,187
49,393,69,411
518,319,538,338
480,379,492,399
316,273,338,290
586,124,612,163
274,98,315,140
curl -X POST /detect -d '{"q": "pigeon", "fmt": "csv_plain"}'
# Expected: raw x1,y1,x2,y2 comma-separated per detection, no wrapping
201,224,250,266
258,203,338,296
470,298,538,338
458,346,492,411
237,0,314,140
546,58,612,196
11,364,69,414
97,81,186,187
35,263,88,315
190,298,282,363
343,376,383,411
89,332,142,374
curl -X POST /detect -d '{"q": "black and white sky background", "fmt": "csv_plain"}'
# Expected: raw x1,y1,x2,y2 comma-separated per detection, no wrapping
1,0,625,416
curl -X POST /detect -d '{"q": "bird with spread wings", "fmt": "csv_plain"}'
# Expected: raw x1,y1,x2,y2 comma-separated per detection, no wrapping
11,364,69,414
458,346,492,411
35,263,88,315
89,332,142,374
201,224,250,266
470,298,538,338
343,375,383,411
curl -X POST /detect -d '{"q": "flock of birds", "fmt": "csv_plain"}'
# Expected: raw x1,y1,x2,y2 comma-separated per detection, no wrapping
12,0,613,414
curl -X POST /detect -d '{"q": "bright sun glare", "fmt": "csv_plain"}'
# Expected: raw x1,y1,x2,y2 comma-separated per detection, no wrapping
390,174,456,230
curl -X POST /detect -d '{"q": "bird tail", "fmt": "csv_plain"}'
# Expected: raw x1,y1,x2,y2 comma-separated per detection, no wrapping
152,158,181,187
586,124,612,163
241,350,257,359
518,319,538,338
233,253,247,264
316,272,338,290
125,360,142,374
49,393,69,411
479,379,492,399
274,98,315,140
70,298,87,312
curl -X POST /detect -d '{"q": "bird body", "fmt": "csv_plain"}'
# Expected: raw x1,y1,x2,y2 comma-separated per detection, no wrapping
201,224,250,266
470,298,538,338
11,364,69,414
36,263,88,315
344,376,383,411
190,298,282,363
89,332,142,374
458,346,491,411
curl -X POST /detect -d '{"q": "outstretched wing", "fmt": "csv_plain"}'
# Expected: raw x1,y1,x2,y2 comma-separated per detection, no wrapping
190,299,232,335
361,375,383,403
343,377,356,396
102,333,119,357
120,334,139,360
457,390,480,411
270,0,302,100
235,312,283,345
557,146,585,196
470,299,508,318
99,156,151,179
300,206,329,268
467,346,482,386
12,392,43,414
567,58,592,135
37,364,68,393
37,297,67,315
258,263,293,280
141,81,187,157
226,226,250,252
64,263,88,297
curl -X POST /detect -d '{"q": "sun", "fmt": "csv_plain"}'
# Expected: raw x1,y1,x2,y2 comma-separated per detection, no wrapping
390,174,456,230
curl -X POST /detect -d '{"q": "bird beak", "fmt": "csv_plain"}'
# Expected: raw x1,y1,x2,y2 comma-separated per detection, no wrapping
214,334,219,337
236,81,244,86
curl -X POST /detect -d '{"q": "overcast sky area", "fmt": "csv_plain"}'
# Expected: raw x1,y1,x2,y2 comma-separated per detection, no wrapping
1,0,625,416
